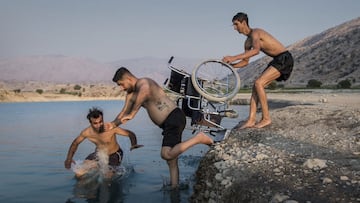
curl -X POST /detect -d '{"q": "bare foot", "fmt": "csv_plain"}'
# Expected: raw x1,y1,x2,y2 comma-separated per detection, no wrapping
254,119,272,128
239,120,256,129
196,132,214,145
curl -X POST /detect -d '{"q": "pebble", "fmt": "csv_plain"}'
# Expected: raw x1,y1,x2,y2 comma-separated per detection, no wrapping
190,105,360,203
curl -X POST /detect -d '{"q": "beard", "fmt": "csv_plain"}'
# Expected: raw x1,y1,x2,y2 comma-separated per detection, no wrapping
98,125,105,133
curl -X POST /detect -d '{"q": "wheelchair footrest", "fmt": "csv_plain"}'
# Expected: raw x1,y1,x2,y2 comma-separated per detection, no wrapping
210,129,231,142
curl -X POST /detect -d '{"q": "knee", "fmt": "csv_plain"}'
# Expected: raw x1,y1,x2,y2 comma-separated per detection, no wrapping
254,79,265,89
161,153,169,160
161,150,173,161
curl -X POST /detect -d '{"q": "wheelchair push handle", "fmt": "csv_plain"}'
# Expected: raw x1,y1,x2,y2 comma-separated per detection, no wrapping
168,56,174,64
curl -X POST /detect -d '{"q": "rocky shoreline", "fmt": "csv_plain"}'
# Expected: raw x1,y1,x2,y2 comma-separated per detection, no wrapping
190,98,360,203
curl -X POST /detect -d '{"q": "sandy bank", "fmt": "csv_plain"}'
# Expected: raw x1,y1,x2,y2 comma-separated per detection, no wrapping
191,91,360,202
0,92,124,103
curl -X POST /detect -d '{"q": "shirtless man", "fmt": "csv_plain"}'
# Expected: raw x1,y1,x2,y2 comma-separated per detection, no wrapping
64,107,142,178
109,67,213,188
222,12,294,129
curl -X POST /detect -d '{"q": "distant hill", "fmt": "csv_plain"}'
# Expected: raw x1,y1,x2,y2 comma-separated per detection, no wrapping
237,17,360,88
0,55,114,83
0,55,200,84
0,17,359,89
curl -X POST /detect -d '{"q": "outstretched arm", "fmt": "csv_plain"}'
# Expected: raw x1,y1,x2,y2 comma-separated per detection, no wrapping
114,127,143,150
223,30,261,68
112,79,150,127
64,132,86,169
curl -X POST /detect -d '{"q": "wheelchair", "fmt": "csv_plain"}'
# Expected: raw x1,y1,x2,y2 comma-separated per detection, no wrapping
163,56,241,140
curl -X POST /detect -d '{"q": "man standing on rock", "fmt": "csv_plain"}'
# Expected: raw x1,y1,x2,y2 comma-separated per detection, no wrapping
222,12,294,129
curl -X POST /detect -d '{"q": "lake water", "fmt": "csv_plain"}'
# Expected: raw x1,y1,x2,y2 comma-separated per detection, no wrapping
0,100,247,203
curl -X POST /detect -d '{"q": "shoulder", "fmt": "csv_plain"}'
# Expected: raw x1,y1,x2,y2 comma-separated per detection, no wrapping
136,78,151,87
250,28,263,37
136,78,158,91
80,127,92,137
252,28,265,33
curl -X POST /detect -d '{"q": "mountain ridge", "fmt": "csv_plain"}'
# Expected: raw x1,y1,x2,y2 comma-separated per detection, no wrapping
1,16,359,89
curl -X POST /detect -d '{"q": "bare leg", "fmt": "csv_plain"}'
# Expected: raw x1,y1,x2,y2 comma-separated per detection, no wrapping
161,132,212,187
253,67,280,128
240,88,258,129
161,132,213,160
166,158,179,188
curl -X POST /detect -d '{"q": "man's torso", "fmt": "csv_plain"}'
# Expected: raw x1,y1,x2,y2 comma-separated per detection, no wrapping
137,78,177,126
246,28,286,57
85,128,121,154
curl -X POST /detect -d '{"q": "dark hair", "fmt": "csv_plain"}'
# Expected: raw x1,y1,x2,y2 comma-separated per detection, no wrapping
232,12,249,25
112,67,131,83
87,107,103,121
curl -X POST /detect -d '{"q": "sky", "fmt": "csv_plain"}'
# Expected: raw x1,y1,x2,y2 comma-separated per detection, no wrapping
1,0,359,63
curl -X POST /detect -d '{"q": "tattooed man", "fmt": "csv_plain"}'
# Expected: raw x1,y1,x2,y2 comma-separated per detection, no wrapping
109,67,213,189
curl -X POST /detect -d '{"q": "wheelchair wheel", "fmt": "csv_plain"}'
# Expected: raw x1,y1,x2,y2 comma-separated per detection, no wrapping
191,59,241,102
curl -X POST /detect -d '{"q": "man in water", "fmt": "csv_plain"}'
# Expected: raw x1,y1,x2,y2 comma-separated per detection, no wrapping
64,107,143,178
222,12,294,129
109,67,213,189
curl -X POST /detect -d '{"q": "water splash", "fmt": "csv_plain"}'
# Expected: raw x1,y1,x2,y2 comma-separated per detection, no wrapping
71,149,133,181
96,149,111,180
70,150,135,201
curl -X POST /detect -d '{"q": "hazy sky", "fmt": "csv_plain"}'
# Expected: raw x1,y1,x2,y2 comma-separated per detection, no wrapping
1,0,359,62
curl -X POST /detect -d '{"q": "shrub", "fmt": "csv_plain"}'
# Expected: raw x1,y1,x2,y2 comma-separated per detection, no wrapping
267,81,277,90
337,79,351,89
36,89,43,94
307,79,322,88
60,88,66,94
74,84,82,90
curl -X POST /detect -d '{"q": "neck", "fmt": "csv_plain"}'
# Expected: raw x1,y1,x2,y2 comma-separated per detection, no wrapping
246,28,252,37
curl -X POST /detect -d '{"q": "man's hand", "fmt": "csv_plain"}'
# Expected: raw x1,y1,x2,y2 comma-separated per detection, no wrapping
64,159,74,169
120,116,131,125
222,56,233,64
130,144,144,151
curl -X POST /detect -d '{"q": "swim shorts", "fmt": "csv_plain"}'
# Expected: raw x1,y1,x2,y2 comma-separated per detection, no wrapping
85,148,124,166
267,51,294,81
159,108,186,147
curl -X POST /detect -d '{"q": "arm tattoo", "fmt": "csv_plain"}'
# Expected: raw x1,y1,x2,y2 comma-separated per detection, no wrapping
113,118,122,126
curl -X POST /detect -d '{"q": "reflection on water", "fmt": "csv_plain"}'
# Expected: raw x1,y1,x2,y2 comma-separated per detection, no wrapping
68,164,134,203
69,149,135,202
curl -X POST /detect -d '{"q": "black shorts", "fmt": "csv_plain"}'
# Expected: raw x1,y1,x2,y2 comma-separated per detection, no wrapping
159,108,186,147
267,51,294,81
85,148,124,167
